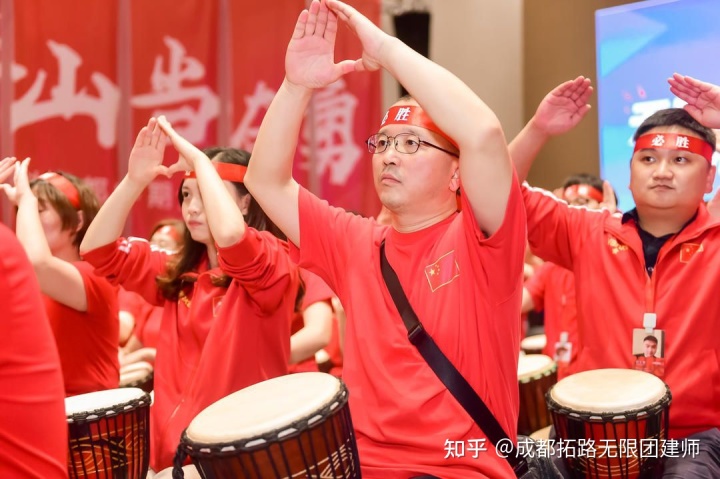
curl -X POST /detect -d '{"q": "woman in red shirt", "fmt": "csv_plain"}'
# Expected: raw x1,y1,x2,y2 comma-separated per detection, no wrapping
0,157,119,397
80,117,300,471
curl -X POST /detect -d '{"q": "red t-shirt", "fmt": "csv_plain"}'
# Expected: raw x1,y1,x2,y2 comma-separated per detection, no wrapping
0,224,67,479
289,269,335,373
83,228,299,470
524,261,579,379
43,261,120,396
292,176,526,479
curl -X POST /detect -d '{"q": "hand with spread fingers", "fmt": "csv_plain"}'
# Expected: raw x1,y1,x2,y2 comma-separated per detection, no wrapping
156,115,202,176
285,0,359,89
0,158,33,205
127,117,170,186
531,76,593,136
669,73,720,128
326,0,392,73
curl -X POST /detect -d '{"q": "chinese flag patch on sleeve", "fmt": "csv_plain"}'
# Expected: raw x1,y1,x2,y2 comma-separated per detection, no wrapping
424,251,460,292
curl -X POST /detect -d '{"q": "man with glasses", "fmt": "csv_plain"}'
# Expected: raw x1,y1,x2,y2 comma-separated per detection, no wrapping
245,1,526,477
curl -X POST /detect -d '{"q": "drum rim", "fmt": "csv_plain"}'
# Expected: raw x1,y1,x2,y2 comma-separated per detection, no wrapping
66,392,152,424
180,382,351,457
546,384,672,422
518,354,557,382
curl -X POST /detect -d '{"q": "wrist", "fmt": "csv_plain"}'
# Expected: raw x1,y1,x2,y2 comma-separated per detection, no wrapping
17,193,37,206
526,116,553,141
282,77,313,97
121,175,151,196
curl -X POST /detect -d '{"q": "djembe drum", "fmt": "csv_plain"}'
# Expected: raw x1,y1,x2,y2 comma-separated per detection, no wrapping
521,334,547,355
517,354,557,436
65,387,151,479
175,372,360,479
547,369,671,479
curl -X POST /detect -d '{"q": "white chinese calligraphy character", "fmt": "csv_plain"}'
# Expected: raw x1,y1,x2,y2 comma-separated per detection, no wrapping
651,134,666,147
394,106,412,121
147,179,175,210
12,41,120,148
229,81,277,151
299,79,362,186
675,136,690,149
132,37,219,145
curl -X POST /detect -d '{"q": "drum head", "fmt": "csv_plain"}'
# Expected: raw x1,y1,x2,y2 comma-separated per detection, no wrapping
186,372,342,444
521,334,547,351
549,368,667,414
517,354,555,381
65,387,147,417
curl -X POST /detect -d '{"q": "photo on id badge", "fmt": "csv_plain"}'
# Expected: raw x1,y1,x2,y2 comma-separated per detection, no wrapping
632,329,665,379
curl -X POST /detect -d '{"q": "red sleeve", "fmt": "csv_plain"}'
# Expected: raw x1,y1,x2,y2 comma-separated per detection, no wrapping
525,261,551,312
300,269,334,310
82,237,170,306
217,227,298,314
0,225,67,478
74,261,119,318
290,186,379,296
522,183,603,271
463,170,528,301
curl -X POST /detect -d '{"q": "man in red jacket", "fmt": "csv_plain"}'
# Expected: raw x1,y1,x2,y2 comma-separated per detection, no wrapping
511,76,720,476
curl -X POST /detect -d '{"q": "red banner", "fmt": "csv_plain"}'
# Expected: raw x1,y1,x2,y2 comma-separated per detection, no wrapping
128,0,219,238
229,1,381,218
308,0,382,218
4,0,381,230
13,0,118,205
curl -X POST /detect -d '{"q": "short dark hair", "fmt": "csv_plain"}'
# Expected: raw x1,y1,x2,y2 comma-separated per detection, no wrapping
562,173,604,192
633,108,716,150
643,335,658,344
561,173,618,205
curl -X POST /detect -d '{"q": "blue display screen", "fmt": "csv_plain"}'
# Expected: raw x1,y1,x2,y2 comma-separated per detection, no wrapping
596,0,720,211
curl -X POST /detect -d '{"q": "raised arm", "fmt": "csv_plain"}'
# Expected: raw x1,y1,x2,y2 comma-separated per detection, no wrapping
508,76,593,182
244,0,356,246
1,159,87,310
157,116,246,247
327,0,509,233
80,118,169,254
669,73,720,128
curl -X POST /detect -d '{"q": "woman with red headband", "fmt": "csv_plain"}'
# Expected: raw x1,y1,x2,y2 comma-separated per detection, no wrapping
80,117,300,472
0,157,120,397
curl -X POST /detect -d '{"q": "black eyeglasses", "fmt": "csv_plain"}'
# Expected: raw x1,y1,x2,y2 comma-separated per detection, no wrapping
365,133,459,157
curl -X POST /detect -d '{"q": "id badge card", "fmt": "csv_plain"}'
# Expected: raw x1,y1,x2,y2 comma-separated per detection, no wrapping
631,327,665,379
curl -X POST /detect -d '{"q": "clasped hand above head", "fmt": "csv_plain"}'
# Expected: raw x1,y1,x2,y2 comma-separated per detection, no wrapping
126,116,214,187
285,0,392,91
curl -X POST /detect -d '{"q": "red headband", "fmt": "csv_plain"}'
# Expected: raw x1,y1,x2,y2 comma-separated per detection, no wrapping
38,172,81,209
634,133,714,162
185,163,247,182
155,224,182,243
380,105,458,149
564,184,603,203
